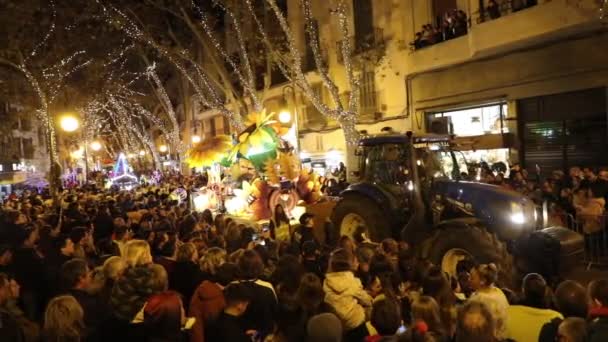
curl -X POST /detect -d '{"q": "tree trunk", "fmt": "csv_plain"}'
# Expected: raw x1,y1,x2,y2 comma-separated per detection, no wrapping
338,116,360,183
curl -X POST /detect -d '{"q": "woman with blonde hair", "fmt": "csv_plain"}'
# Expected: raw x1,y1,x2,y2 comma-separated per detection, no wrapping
468,263,509,339
199,247,227,278
122,240,153,268
43,295,85,342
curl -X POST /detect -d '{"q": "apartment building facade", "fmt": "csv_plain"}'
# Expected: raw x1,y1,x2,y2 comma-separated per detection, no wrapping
190,0,607,174
0,100,49,194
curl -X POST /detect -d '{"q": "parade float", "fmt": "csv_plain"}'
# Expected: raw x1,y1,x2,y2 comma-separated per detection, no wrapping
185,110,323,223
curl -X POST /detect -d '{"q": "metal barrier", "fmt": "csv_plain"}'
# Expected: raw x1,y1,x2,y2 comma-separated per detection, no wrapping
546,210,608,269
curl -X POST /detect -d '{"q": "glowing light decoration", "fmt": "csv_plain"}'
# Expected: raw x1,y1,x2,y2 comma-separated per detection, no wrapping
159,145,168,153
60,115,79,132
90,141,102,151
192,135,201,144
109,153,138,188
278,110,292,124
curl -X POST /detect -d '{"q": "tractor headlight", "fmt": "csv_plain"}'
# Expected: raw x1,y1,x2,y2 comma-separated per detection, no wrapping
510,202,526,225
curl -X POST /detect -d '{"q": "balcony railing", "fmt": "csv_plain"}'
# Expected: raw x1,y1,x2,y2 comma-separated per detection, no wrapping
474,0,539,24
336,27,385,64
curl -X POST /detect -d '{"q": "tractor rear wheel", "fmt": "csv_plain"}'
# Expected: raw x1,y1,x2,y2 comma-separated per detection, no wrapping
331,195,392,242
424,219,516,288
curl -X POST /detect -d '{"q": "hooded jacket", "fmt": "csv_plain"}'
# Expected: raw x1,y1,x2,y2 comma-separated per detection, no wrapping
188,280,226,342
323,271,372,330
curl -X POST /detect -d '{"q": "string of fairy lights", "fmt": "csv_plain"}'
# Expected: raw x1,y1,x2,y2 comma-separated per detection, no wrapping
192,0,263,113
99,0,250,131
146,63,185,156
260,0,360,146
24,0,605,165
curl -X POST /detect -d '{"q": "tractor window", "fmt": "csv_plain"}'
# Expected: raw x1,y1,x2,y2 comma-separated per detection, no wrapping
364,143,411,185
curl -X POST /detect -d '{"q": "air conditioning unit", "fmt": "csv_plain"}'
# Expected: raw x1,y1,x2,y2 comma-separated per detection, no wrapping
429,117,453,135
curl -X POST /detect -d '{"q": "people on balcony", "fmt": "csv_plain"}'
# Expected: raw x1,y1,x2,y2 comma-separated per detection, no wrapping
411,9,469,50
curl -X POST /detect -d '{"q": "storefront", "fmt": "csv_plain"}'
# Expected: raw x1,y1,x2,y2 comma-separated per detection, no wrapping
408,32,608,174
426,102,512,175
518,87,607,173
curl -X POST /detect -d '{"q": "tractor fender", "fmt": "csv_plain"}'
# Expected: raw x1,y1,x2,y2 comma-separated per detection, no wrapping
340,182,399,212
419,217,490,259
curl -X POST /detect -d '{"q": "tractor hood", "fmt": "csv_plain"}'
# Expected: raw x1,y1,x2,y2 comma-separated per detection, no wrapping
432,180,537,241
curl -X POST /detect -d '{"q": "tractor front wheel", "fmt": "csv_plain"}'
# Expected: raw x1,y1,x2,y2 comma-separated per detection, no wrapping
331,195,392,242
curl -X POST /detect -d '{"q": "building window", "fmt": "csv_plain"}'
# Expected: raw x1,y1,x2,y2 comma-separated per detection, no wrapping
20,117,32,131
353,0,374,52
359,70,377,119
304,84,327,129
22,138,34,159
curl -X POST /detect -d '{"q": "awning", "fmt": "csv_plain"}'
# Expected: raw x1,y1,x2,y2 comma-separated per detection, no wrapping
0,172,27,185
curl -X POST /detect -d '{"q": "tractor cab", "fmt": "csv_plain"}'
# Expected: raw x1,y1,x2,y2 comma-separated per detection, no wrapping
353,133,462,196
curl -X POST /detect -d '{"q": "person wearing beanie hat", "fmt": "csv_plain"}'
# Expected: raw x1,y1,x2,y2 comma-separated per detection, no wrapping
307,312,343,342
323,248,372,341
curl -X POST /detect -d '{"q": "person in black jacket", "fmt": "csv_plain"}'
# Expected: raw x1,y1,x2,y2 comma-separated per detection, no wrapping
60,258,108,342
11,225,46,321
206,283,252,342
235,250,278,340
301,241,324,281
46,234,75,296
168,242,204,311
294,213,317,250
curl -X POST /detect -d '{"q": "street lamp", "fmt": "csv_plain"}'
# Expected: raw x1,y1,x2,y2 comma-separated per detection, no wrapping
90,141,102,152
281,84,300,152
139,150,146,156
192,135,201,144
278,110,292,124
159,145,168,153
59,115,79,132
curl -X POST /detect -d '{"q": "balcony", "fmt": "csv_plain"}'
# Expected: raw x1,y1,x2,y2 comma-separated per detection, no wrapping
408,0,602,74
336,27,385,65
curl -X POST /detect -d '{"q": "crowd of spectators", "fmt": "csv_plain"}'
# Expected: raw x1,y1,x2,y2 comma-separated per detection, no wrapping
483,0,539,21
0,172,607,342
474,164,608,231
411,10,468,50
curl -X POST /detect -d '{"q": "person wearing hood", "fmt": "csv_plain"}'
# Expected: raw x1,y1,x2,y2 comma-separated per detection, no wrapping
323,248,372,341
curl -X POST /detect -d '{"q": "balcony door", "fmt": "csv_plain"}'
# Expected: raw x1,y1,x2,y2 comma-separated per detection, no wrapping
353,0,374,50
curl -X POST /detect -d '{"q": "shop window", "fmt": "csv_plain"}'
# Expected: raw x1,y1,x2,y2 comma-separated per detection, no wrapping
427,103,508,137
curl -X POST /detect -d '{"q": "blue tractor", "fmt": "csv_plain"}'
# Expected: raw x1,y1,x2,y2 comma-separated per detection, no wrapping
331,132,582,284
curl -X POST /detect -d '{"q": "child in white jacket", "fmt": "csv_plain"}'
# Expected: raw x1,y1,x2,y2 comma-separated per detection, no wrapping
324,248,373,339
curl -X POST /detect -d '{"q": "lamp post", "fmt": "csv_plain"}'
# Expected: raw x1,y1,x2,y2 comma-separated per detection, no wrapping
281,84,300,152
90,141,102,171
60,114,89,183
